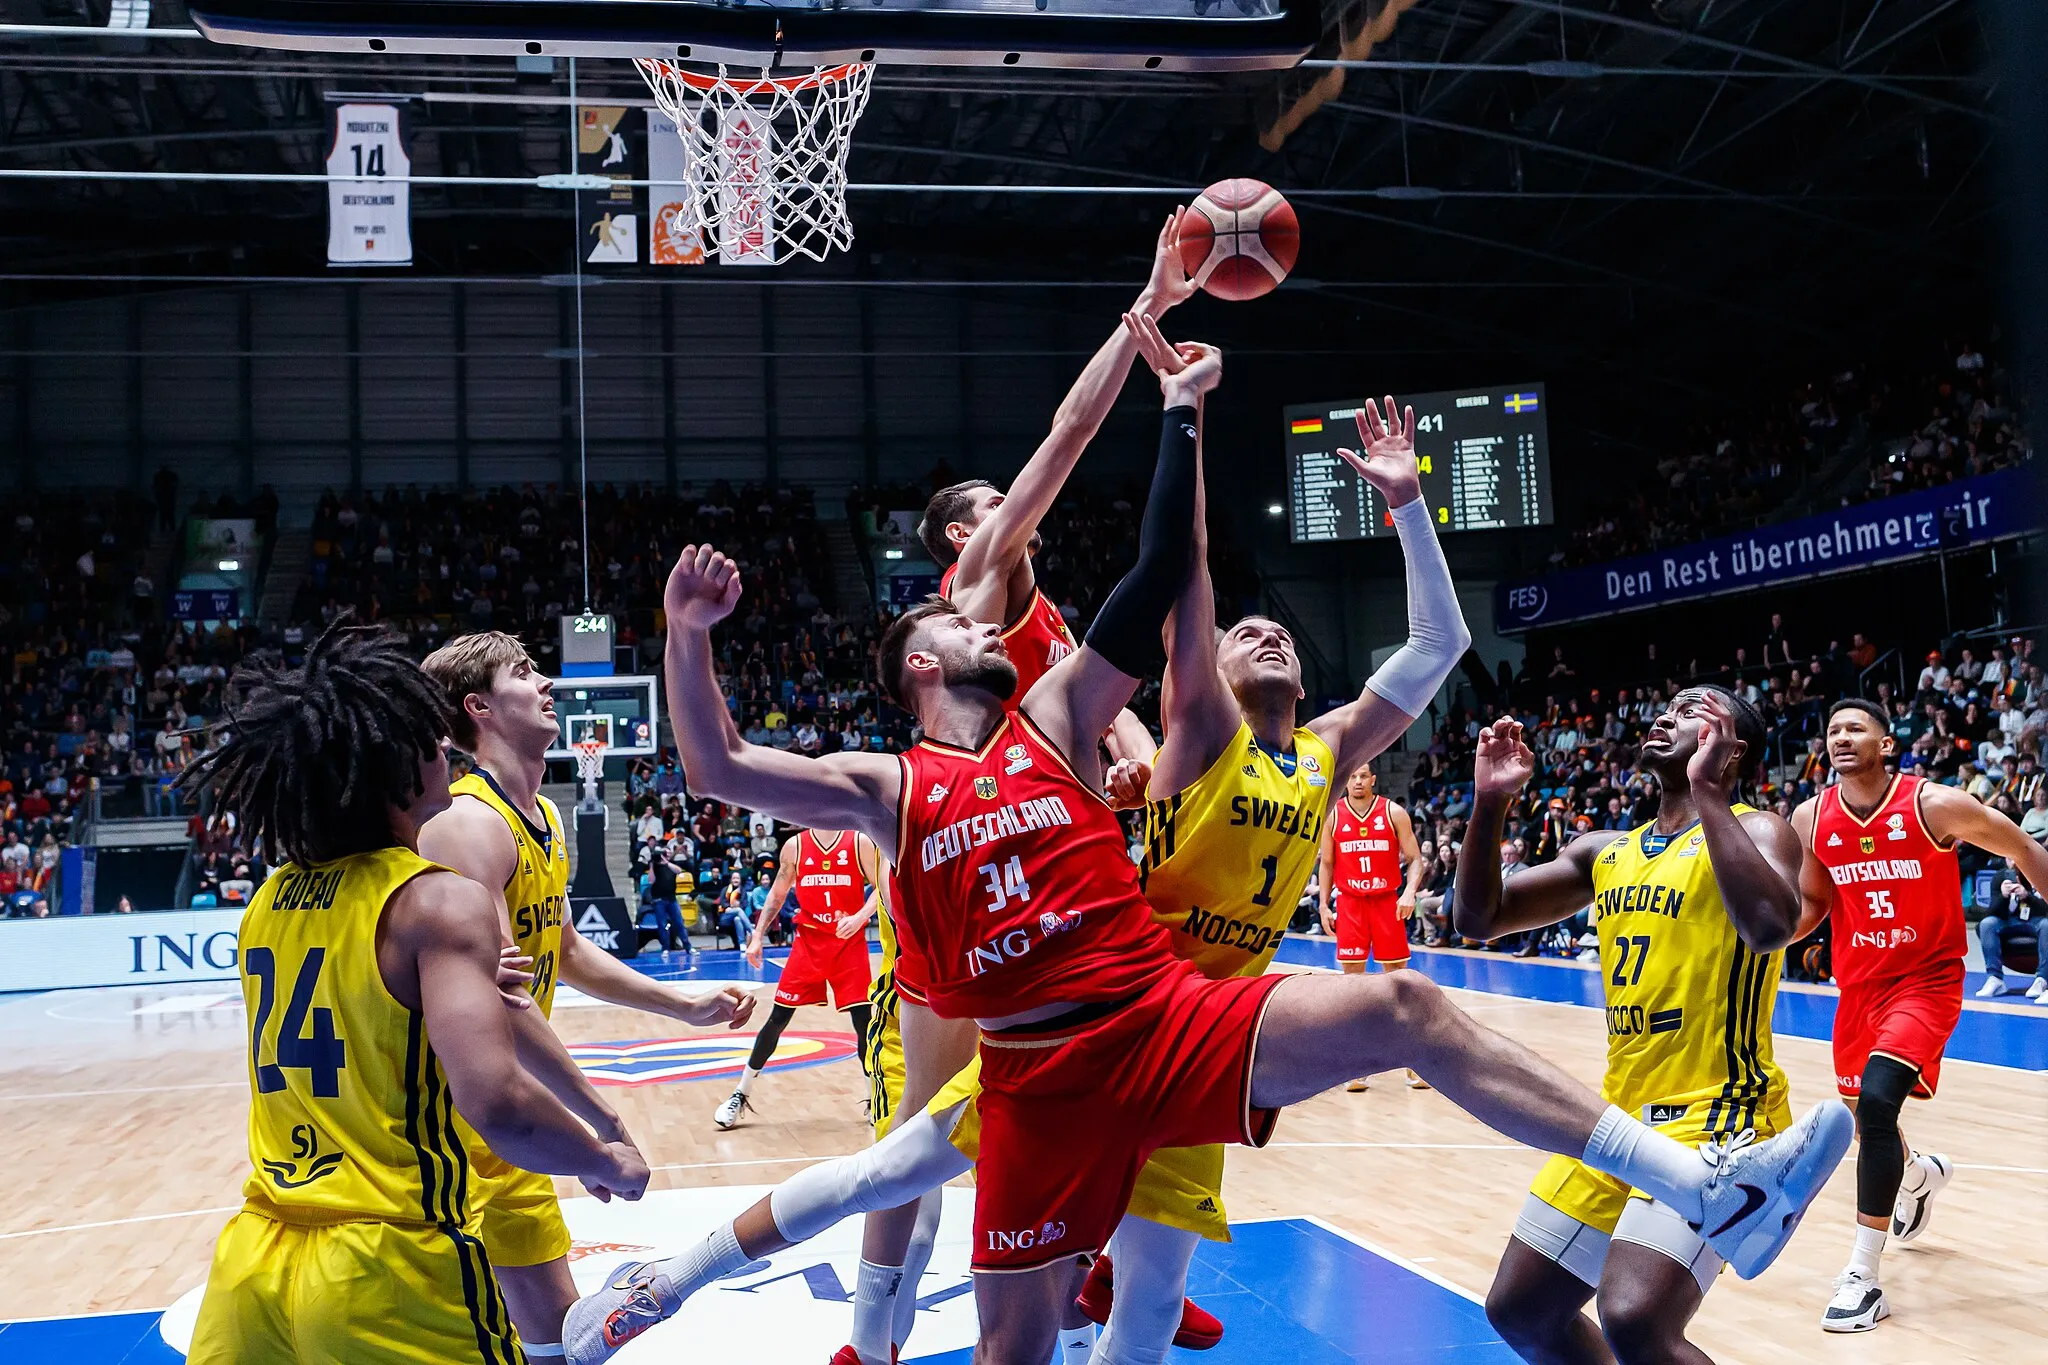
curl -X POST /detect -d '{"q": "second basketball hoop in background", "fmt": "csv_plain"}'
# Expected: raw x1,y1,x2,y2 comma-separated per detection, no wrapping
1179,178,1300,301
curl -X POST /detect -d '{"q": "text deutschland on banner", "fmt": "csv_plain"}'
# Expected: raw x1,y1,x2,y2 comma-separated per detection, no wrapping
326,102,411,266
1494,468,2035,633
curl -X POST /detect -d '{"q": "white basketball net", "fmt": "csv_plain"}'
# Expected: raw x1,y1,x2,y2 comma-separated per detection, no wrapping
635,59,874,266
572,738,607,802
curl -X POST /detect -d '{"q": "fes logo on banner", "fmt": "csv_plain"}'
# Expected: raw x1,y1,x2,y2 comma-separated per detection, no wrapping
569,1032,857,1087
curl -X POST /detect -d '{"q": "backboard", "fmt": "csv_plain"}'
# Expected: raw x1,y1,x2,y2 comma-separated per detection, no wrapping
189,0,1320,71
548,674,660,761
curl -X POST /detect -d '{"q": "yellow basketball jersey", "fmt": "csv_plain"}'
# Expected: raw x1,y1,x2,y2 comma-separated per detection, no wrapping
237,849,480,1230
1140,721,1334,979
449,770,569,1014
1589,811,1792,1138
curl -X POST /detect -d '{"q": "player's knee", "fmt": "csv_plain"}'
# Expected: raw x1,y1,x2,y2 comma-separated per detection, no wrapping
1483,1274,1567,1351
1595,1283,1678,1365
1373,965,1447,1033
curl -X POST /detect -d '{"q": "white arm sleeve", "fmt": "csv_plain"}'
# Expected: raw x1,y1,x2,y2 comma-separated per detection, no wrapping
1362,496,1472,718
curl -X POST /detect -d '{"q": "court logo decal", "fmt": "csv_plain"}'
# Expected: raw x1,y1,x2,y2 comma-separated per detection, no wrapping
568,1032,857,1087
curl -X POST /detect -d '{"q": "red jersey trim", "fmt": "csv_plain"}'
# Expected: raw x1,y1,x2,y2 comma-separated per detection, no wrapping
1830,774,1901,829
804,829,847,858
1909,778,1955,851
914,714,1016,763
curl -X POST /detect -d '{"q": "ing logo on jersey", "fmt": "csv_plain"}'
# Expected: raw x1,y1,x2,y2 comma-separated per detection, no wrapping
567,1032,858,1087
975,776,999,800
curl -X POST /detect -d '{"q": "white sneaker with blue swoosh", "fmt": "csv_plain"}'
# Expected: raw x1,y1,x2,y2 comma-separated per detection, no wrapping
1695,1100,1855,1280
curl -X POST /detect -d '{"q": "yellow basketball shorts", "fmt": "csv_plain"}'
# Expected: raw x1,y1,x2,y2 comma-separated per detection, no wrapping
187,1208,523,1365
928,1053,1232,1242
1529,1092,1792,1233
864,978,907,1140
477,1166,572,1269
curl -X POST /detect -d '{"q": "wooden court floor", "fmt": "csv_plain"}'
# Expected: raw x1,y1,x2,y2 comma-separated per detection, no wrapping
0,960,2040,1363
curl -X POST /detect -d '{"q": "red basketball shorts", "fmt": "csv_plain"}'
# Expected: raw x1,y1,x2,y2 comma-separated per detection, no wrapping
773,927,872,1011
1832,960,1965,1099
970,961,1288,1272
1335,894,1410,966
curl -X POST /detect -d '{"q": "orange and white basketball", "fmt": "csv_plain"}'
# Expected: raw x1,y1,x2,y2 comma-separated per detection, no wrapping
1178,178,1300,301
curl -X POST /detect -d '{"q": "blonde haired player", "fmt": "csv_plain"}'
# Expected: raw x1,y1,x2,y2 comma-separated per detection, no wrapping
180,620,648,1365
1316,763,1428,1091
420,631,754,1359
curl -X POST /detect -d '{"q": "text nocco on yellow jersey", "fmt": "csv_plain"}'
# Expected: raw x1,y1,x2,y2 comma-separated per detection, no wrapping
1140,721,1334,979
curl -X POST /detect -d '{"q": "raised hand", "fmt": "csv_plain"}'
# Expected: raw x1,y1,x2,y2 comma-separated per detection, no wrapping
1336,394,1423,509
1103,757,1153,811
1123,312,1222,403
1473,719,1536,798
1686,690,1742,802
1138,208,1198,314
665,544,743,630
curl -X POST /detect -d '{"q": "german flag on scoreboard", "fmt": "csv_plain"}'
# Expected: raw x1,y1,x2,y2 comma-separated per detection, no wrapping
1289,416,1323,434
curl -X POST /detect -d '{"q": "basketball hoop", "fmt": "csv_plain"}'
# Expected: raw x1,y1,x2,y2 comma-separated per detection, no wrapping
636,58,873,266
572,737,607,807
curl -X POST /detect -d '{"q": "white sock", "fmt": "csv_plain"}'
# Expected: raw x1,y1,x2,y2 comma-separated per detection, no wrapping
1581,1105,1705,1223
848,1259,903,1365
1897,1153,1929,1196
646,1221,749,1308
892,1189,943,1351
1847,1223,1886,1279
1095,1214,1196,1365
1059,1324,1097,1365
734,1066,762,1097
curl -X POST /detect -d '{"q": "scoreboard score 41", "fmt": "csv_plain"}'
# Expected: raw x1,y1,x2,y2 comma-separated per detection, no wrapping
1284,383,1554,543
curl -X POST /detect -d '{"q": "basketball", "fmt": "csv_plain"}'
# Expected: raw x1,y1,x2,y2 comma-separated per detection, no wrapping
1178,177,1300,301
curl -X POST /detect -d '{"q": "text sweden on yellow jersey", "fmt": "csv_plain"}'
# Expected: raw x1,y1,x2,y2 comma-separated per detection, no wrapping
1590,811,1790,1136
450,770,569,1014
1140,721,1334,979
239,848,481,1229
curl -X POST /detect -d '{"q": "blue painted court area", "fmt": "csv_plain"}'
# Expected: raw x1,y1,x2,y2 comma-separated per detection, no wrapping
0,1218,1503,1365
1273,937,2048,1073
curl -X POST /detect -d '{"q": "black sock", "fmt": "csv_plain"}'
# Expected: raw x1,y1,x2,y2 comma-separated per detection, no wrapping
846,1003,874,1074
747,1004,797,1072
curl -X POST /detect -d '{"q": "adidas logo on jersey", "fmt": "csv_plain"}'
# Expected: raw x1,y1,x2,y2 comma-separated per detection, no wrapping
926,783,949,804
1242,763,1259,777
1599,846,1619,865
1194,1197,1217,1214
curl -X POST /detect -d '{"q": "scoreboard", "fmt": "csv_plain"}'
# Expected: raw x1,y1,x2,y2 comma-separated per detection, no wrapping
1284,383,1553,542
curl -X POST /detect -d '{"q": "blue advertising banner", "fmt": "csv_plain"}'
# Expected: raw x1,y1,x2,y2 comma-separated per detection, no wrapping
1495,467,2038,633
170,589,238,621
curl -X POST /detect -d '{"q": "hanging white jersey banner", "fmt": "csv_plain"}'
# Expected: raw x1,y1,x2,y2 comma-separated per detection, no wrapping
326,102,412,266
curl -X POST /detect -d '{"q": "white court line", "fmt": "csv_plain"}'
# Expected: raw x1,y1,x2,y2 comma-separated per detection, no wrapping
0,1080,241,1102
0,1205,239,1241
1267,1140,1525,1152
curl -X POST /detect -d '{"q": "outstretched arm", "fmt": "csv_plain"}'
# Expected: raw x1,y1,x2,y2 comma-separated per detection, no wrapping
948,213,1196,624
1453,719,1608,938
1307,399,1473,779
664,546,902,856
1149,397,1242,799
1022,318,1219,787
1924,781,2048,893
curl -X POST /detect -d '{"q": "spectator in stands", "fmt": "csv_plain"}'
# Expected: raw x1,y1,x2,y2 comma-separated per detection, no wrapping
1977,857,2048,1000
2023,789,2048,846
645,845,692,958
714,869,749,950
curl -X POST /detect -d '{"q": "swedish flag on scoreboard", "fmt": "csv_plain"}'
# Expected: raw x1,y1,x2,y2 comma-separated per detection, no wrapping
1505,391,1540,414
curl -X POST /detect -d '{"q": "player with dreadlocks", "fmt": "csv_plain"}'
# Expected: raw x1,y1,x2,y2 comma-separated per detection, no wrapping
181,618,649,1365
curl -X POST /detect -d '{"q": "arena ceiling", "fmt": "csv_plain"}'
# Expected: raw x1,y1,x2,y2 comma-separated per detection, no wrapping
0,0,2005,430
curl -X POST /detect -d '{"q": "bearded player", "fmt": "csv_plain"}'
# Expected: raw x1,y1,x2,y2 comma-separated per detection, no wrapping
1794,697,2048,1332
712,826,881,1130
1456,687,1814,1365
1317,763,1428,1092
568,321,1850,1365
417,632,754,1359
836,218,1199,1365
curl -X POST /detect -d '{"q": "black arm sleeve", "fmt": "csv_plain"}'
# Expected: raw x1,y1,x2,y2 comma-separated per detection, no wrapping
1083,405,1200,679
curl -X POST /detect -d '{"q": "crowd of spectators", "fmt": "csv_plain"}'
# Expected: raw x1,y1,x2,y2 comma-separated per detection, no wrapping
1390,621,2046,983
1560,332,2033,568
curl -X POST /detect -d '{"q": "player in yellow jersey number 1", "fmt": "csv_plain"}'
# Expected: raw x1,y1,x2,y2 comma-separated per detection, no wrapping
418,631,755,1359
180,620,649,1365
1454,688,1847,1365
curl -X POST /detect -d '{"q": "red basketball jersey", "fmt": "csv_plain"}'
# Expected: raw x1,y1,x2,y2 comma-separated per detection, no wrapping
792,830,862,932
1811,774,1965,987
1330,795,1402,899
940,564,1077,703
892,712,1172,1019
